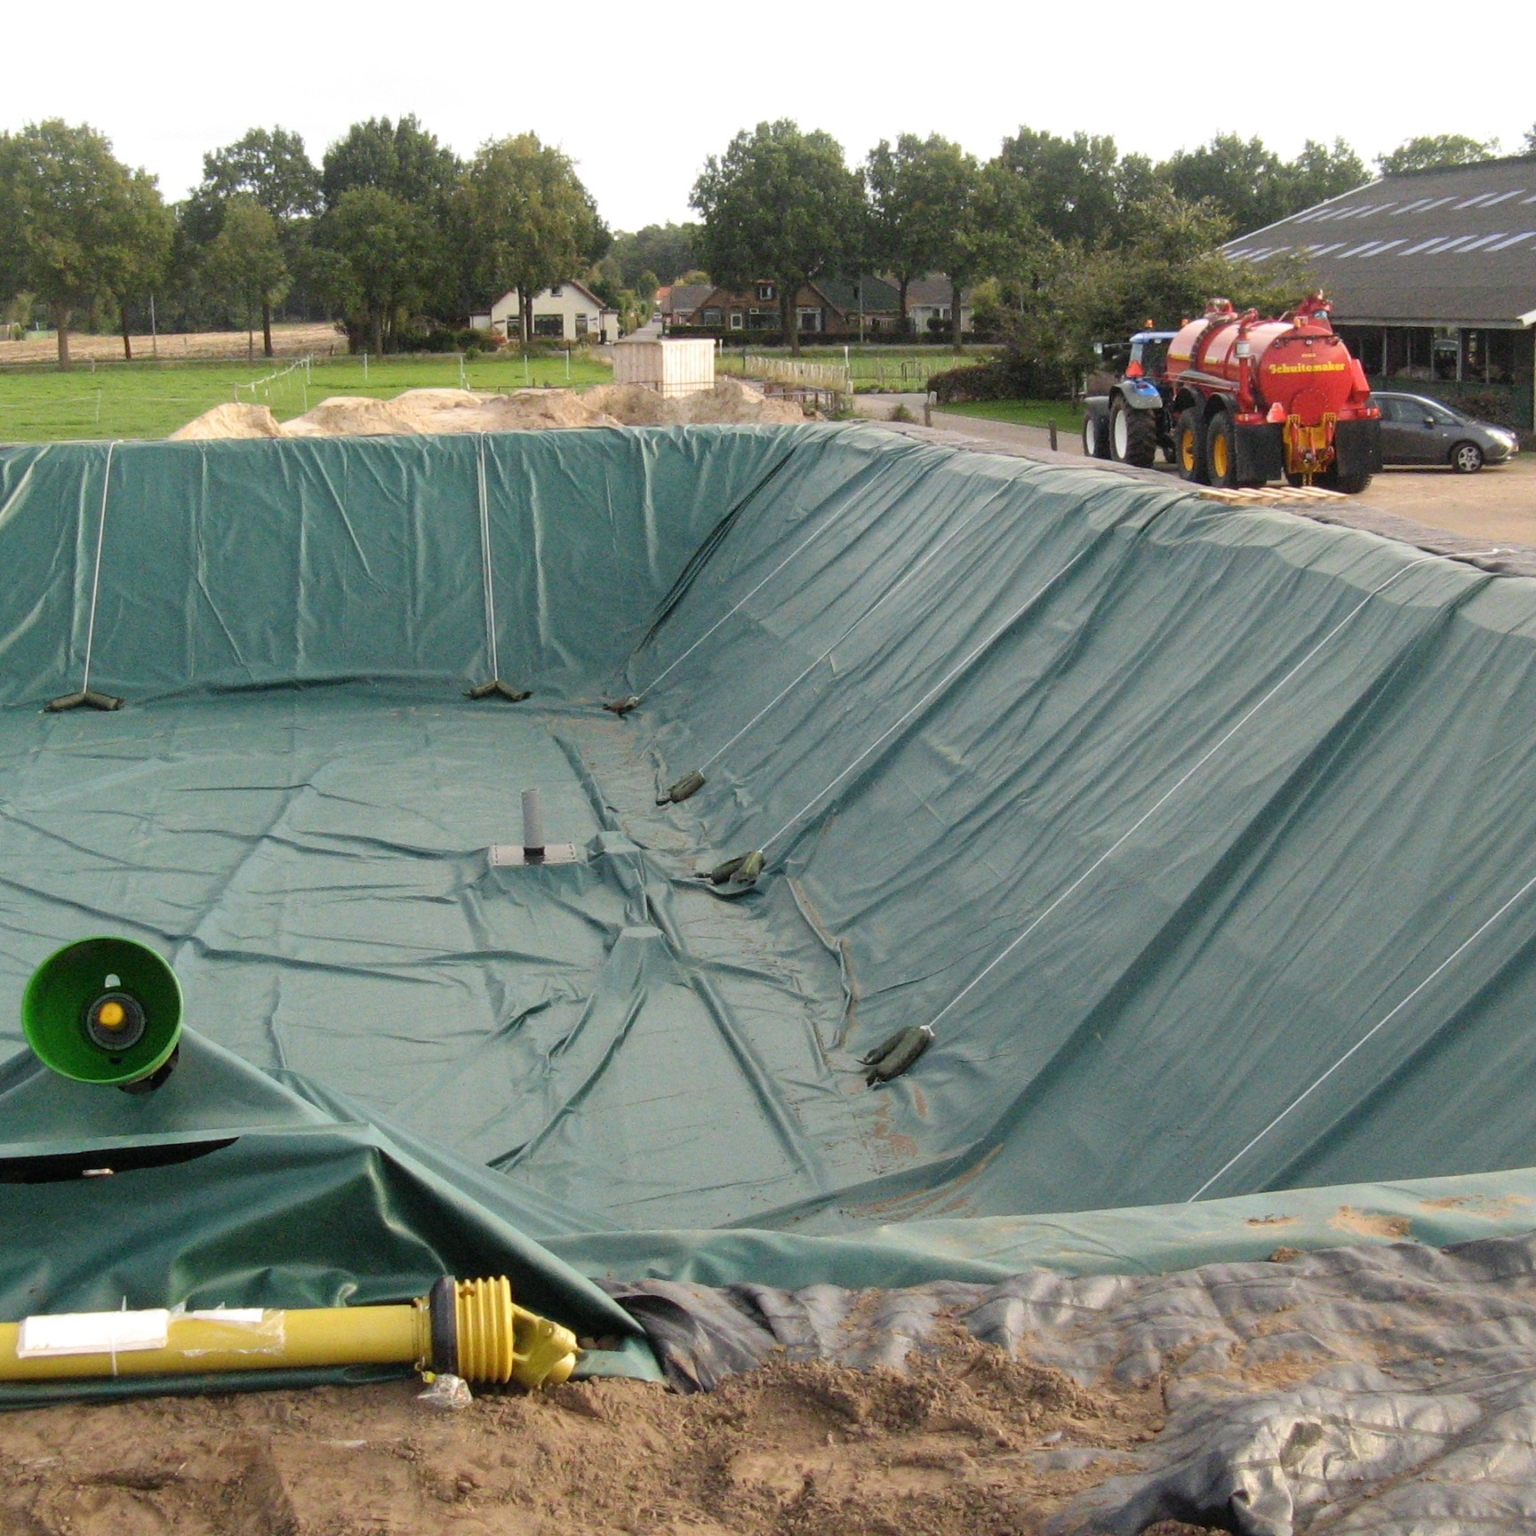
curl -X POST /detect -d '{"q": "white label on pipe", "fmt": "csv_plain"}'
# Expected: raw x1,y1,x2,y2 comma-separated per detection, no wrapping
17,1309,171,1357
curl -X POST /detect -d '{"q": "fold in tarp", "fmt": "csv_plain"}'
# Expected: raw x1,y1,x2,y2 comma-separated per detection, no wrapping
6,425,1536,1396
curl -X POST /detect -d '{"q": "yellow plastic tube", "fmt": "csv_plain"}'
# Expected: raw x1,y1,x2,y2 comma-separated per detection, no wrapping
0,1276,578,1390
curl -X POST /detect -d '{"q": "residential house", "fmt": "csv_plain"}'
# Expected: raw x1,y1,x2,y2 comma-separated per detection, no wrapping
667,276,901,336
469,280,619,344
904,276,974,337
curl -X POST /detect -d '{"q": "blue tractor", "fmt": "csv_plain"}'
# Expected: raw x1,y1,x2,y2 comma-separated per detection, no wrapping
1081,331,1180,469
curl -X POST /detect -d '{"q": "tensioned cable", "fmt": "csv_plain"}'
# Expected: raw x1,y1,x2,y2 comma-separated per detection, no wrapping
755,539,1104,860
697,483,1013,773
1186,861,1536,1203
911,552,1443,1044
641,459,918,695
78,440,120,697
476,434,500,679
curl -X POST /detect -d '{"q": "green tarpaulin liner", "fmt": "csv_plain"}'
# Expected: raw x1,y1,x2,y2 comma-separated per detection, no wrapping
5,423,1536,1396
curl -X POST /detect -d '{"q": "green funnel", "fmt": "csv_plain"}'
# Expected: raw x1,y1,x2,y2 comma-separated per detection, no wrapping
22,937,183,1088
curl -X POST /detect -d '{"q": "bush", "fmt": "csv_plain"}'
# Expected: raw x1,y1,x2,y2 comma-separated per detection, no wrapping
929,361,1012,404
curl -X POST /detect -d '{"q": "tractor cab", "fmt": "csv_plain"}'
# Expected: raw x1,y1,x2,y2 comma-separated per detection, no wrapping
1126,331,1178,382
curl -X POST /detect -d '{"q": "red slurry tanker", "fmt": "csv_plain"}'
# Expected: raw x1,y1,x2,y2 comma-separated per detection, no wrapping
1083,293,1383,494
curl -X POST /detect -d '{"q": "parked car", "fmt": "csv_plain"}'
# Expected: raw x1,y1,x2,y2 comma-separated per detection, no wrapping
1373,392,1519,472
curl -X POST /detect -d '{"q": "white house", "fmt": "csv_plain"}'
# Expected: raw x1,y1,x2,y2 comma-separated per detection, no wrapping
905,276,973,337
470,280,619,344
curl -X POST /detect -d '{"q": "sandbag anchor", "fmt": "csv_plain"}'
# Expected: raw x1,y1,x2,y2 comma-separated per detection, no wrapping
45,690,124,713
708,849,764,888
658,770,705,805
861,1025,933,1086
465,680,532,702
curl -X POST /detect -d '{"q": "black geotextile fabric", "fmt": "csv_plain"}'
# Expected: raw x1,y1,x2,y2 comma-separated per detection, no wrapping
606,1231,1536,1535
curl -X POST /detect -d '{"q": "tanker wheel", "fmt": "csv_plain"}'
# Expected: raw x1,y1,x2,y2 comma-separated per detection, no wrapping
1206,414,1239,488
1321,465,1373,495
1175,409,1207,483
1109,399,1158,468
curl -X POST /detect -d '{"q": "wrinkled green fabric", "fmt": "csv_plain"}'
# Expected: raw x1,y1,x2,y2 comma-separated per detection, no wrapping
5,424,1536,1399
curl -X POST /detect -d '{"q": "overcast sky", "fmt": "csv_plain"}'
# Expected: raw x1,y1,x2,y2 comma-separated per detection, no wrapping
9,0,1535,232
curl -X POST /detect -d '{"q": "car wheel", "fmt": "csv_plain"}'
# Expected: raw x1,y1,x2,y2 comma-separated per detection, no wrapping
1450,441,1484,474
1176,408,1207,483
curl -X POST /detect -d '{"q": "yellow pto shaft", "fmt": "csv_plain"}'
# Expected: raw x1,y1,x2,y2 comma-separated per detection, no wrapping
0,1276,578,1391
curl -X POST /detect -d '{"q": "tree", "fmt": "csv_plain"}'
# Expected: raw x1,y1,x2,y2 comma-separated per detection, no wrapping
192,127,319,352
1377,135,1500,175
865,134,971,330
314,188,439,354
321,115,460,210
933,156,1037,353
461,134,607,346
1284,139,1368,210
1161,134,1293,238
104,168,172,360
692,120,863,355
204,196,291,360
610,224,697,287
1062,189,1304,360
997,128,1124,248
0,120,169,367
1526,124,1536,156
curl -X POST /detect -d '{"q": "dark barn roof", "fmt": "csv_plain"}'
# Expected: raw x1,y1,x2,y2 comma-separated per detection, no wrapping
1225,157,1536,327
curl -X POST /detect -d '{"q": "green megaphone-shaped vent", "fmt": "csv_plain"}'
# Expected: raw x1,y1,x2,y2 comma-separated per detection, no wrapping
22,937,183,1091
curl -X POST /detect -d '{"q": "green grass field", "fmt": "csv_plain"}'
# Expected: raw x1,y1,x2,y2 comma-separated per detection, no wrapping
933,399,1085,430
0,352,614,443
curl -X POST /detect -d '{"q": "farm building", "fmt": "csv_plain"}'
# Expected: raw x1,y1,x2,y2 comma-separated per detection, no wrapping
1225,156,1536,429
470,280,619,344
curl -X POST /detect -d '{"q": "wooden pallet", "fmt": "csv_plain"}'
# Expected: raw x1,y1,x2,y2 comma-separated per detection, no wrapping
1197,484,1350,506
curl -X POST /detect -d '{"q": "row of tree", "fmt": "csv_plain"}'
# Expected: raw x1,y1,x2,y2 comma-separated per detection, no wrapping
1,115,1529,368
691,123,1536,357
0,117,611,365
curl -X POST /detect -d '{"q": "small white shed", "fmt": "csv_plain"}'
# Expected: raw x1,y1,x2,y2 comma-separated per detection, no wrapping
612,337,716,398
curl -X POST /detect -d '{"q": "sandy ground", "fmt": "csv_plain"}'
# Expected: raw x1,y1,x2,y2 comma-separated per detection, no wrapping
0,1332,1226,1536
912,407,1535,547
0,324,344,366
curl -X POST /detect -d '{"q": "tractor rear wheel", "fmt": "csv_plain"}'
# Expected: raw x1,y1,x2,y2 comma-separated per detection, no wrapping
1109,399,1158,468
1175,408,1207,483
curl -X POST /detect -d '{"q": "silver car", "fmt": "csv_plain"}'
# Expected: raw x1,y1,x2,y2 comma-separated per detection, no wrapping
1373,392,1519,473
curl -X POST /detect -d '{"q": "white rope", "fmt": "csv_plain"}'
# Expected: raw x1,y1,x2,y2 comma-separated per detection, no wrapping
699,485,1011,772
476,435,500,679
757,541,1102,858
79,441,119,695
1187,866,1536,1202
916,553,1441,1042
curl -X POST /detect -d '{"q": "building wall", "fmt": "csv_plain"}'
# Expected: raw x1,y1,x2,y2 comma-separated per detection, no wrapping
481,286,617,343
1335,324,1535,431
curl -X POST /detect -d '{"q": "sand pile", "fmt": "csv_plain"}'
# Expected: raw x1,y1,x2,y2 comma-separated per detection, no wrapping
171,380,810,440
0,1333,1206,1536
167,402,284,440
